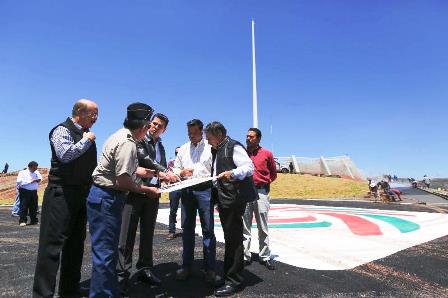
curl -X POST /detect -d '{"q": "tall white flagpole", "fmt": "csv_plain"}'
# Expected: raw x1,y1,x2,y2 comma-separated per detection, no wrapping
252,19,258,128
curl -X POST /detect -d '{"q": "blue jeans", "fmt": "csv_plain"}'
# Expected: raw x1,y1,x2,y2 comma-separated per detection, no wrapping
168,190,182,233
87,185,126,298
11,189,20,215
181,188,216,271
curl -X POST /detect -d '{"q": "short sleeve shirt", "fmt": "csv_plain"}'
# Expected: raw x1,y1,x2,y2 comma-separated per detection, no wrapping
92,128,139,188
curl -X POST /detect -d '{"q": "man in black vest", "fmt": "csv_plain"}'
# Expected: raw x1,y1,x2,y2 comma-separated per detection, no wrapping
205,121,258,297
117,113,178,291
33,99,98,298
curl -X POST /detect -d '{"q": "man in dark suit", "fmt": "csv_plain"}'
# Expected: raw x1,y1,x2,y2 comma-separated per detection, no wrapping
117,113,178,290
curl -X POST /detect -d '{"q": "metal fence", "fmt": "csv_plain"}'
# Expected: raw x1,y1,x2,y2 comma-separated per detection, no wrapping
275,155,364,180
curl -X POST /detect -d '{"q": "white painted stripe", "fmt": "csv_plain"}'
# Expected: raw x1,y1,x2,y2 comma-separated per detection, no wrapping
157,204,448,270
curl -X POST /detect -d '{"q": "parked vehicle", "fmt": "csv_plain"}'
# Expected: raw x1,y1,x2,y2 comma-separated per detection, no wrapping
274,158,290,173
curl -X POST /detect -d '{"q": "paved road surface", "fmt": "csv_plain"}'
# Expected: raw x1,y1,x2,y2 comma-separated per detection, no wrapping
1,198,448,297
396,185,448,205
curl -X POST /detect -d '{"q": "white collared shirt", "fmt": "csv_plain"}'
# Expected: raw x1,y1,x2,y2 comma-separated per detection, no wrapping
212,144,254,180
17,169,42,191
173,138,212,177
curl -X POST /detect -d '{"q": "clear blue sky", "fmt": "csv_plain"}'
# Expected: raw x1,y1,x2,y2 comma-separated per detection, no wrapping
1,1,447,178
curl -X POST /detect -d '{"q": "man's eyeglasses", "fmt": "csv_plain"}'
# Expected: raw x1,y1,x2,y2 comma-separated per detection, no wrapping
86,112,98,119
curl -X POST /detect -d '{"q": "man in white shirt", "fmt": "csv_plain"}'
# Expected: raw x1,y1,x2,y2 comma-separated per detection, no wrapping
16,161,42,226
172,119,217,285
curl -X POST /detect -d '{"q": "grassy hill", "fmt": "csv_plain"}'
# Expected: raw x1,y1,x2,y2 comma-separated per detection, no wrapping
0,171,368,205
269,173,368,199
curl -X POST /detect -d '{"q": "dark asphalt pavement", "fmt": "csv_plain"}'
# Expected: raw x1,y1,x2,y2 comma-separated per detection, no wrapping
1,197,448,297
398,186,448,205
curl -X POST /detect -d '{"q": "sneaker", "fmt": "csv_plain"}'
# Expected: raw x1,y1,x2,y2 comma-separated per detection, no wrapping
19,222,26,227
11,213,19,217
175,268,191,281
166,233,175,240
260,260,275,270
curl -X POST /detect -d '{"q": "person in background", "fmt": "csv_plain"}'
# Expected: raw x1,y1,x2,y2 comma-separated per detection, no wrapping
33,99,98,298
117,112,178,291
423,175,431,189
243,128,277,270
87,102,161,297
2,162,9,173
205,121,258,297
11,168,26,217
16,161,42,226
166,146,182,240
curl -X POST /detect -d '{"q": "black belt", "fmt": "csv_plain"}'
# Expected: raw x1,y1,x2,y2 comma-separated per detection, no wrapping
19,188,37,192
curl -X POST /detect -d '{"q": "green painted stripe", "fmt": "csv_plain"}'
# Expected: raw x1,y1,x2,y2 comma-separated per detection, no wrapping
360,214,420,233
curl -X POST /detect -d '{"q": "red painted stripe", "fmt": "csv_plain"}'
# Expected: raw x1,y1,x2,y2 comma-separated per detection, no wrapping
267,215,316,224
310,209,415,217
319,212,383,236
271,206,415,218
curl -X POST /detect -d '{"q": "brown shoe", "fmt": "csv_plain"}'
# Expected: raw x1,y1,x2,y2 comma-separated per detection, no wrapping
166,233,175,240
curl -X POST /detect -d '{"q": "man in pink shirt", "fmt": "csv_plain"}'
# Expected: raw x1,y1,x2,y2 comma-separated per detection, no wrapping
243,128,277,270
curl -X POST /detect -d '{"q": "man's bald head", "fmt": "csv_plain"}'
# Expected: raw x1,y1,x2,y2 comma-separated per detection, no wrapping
72,99,99,129
72,99,97,117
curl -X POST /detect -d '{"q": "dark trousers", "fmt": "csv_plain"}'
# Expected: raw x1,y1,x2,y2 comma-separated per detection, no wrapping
19,188,38,224
181,188,216,271
218,203,246,287
168,190,182,233
117,192,159,279
87,184,126,298
33,184,89,298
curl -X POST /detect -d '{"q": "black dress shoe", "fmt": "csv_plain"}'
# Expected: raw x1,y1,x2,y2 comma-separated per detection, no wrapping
58,287,89,298
261,260,275,270
118,278,129,297
214,284,241,297
138,268,162,286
